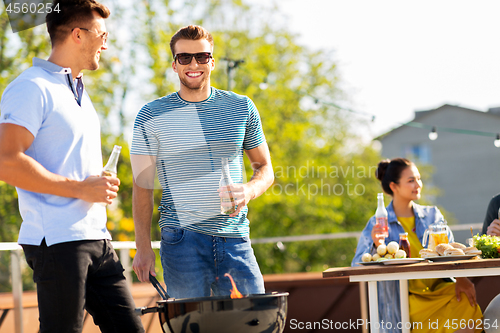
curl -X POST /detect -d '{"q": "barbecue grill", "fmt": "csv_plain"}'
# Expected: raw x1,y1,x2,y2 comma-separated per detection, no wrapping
137,275,289,333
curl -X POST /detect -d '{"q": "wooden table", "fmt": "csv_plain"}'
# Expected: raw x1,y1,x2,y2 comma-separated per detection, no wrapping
323,258,500,333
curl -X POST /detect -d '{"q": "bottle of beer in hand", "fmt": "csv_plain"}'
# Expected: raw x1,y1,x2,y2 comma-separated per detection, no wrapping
375,193,389,238
220,157,236,215
101,145,121,177
100,145,121,206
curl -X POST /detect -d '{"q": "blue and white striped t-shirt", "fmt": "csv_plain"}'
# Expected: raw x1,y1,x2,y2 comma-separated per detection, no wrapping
130,87,266,237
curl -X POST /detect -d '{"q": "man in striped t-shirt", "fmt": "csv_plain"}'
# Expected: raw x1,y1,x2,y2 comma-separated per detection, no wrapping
130,25,274,298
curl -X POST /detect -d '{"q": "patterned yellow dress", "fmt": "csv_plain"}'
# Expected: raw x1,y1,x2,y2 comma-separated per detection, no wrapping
398,216,482,333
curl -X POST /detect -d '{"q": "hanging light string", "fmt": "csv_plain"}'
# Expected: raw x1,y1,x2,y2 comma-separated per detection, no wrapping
402,121,496,137
304,94,500,146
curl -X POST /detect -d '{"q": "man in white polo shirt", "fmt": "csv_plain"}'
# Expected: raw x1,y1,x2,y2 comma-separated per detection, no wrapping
0,1,144,332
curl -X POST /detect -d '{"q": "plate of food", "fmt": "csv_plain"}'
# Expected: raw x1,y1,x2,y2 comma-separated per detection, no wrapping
358,260,386,266
419,242,481,262
473,234,500,258
381,258,426,265
358,241,410,265
426,254,477,262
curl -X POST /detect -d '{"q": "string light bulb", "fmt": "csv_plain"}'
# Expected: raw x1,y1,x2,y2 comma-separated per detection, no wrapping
495,134,500,148
428,127,438,141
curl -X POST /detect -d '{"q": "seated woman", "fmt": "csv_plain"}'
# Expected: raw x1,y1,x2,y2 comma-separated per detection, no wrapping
352,158,482,333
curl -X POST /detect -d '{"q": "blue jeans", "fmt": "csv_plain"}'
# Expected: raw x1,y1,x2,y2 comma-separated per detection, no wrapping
22,239,144,333
160,227,265,298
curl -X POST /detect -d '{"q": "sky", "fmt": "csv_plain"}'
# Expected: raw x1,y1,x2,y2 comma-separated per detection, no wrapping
271,0,500,138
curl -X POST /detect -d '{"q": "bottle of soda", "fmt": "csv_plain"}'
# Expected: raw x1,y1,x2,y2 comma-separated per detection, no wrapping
399,232,411,258
220,157,236,215
101,145,121,177
375,193,389,238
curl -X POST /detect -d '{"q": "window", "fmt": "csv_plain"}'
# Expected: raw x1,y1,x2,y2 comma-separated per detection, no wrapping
403,144,431,163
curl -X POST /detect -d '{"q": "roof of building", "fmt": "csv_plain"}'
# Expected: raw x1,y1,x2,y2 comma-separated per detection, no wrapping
375,104,500,140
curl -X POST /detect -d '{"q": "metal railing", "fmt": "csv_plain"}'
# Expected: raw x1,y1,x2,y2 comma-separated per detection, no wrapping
0,222,484,333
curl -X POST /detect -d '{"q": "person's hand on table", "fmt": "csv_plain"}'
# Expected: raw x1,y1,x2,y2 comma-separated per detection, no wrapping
487,219,500,236
371,223,386,247
455,277,477,307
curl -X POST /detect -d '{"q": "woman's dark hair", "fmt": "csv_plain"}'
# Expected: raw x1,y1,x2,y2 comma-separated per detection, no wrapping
375,158,413,196
46,0,110,46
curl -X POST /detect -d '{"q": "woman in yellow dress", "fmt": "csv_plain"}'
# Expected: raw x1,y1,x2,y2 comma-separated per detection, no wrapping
352,158,482,333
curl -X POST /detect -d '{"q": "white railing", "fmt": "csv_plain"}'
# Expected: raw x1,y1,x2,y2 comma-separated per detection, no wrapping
0,241,162,333
0,222,483,333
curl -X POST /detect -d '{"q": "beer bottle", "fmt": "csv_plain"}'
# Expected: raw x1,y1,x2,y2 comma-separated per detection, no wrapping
375,193,389,238
101,145,121,177
220,157,236,215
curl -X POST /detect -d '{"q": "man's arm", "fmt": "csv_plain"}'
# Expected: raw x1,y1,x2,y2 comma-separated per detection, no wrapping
131,154,157,282
219,142,274,217
0,123,119,204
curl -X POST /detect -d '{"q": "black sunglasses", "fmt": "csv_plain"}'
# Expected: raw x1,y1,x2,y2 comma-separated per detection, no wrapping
174,52,212,65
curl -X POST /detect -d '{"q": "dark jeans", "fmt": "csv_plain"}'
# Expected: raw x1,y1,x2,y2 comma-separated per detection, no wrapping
22,239,144,333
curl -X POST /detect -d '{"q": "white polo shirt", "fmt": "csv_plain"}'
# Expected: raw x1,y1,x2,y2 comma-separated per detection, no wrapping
0,58,110,246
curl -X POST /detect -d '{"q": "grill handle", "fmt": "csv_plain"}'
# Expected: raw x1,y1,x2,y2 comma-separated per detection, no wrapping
135,306,160,316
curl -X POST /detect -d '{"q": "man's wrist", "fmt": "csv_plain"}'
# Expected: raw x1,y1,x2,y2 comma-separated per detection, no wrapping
65,178,83,200
135,238,153,251
136,245,153,252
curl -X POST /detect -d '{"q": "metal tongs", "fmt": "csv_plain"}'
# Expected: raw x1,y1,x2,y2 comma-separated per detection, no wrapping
149,273,170,300
135,273,172,316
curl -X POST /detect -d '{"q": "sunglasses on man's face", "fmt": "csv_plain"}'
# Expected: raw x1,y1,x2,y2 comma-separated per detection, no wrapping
174,52,212,65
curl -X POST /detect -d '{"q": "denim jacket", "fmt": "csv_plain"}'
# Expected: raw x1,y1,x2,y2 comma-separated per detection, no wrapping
351,201,452,332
